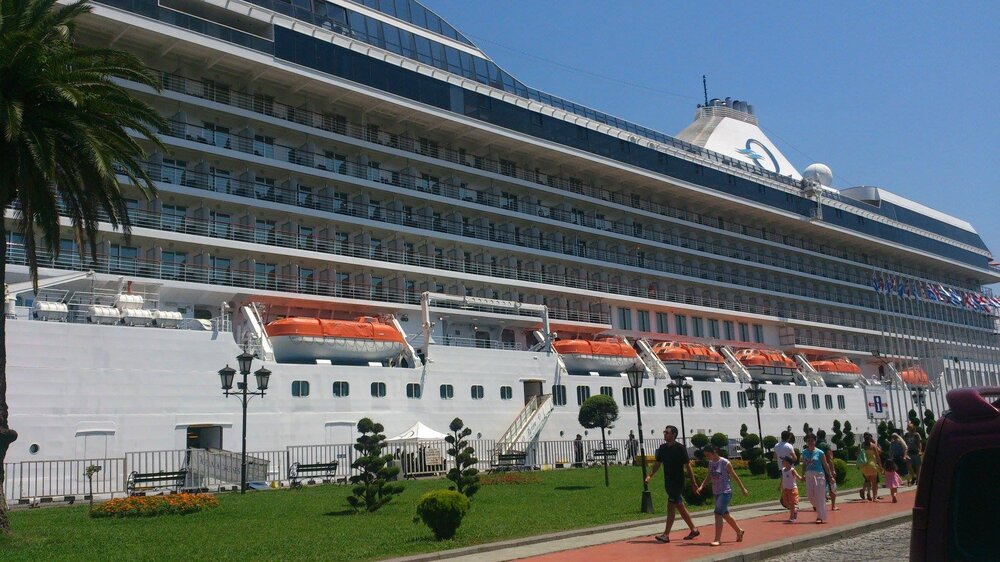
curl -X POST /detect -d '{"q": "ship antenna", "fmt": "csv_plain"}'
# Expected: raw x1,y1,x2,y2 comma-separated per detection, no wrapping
702,75,709,106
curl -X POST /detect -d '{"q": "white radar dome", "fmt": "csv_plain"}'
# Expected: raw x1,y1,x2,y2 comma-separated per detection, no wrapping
803,163,833,186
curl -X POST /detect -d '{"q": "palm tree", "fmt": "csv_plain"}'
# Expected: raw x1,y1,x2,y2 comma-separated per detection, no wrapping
0,0,164,533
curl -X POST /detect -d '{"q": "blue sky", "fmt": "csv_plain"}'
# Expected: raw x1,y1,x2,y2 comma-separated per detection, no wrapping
427,0,1000,270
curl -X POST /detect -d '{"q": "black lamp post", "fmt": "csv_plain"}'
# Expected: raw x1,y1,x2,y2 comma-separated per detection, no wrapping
625,362,654,514
744,380,766,452
218,350,271,494
666,373,692,448
911,387,926,411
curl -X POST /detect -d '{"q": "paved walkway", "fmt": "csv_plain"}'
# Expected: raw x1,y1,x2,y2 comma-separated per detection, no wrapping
518,490,914,562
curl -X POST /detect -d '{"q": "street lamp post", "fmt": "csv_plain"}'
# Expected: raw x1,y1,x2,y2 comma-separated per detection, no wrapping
218,350,271,494
625,363,654,514
911,387,926,412
666,374,692,448
744,381,766,452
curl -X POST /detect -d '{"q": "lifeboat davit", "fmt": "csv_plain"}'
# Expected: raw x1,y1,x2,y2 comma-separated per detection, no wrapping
653,341,725,380
735,348,798,383
809,356,862,387
899,367,930,388
266,317,406,365
553,338,638,375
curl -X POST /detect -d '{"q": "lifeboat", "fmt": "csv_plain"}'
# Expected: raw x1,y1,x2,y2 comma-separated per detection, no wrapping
735,348,798,383
553,338,638,375
899,367,930,388
809,356,862,387
266,317,406,365
652,341,725,380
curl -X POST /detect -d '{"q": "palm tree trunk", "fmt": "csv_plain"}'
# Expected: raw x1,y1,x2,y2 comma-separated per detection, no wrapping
0,218,18,535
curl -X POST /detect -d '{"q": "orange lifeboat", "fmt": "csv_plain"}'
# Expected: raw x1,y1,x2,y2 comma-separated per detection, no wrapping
553,338,638,375
652,341,725,380
735,348,798,382
899,367,930,387
266,317,406,365
809,356,862,386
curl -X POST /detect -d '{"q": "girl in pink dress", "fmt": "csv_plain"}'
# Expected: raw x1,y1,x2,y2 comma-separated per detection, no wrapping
883,458,902,503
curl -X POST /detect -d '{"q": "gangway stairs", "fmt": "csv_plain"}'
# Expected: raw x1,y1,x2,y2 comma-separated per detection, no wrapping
718,346,753,383
388,315,421,368
532,330,568,379
495,394,554,455
792,354,826,386
633,338,670,380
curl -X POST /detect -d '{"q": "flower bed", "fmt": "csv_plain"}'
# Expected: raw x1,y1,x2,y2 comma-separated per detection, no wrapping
90,493,219,518
480,473,542,485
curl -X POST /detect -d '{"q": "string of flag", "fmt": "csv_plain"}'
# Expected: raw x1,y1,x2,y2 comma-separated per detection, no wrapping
871,273,1000,314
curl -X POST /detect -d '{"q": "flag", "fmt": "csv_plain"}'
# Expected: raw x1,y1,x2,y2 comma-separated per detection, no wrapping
940,285,961,306
897,279,906,298
924,282,938,301
871,273,882,292
885,276,896,295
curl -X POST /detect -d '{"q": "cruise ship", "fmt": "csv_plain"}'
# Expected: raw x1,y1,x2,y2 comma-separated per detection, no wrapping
4,0,1000,496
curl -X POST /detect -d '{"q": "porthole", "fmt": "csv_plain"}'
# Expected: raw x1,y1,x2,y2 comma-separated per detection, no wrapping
29,443,40,455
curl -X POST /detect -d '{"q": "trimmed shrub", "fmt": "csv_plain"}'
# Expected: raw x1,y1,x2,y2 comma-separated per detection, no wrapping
691,433,709,449
832,449,849,461
847,445,860,461
832,459,848,485
765,461,781,479
762,435,778,452
683,466,711,505
710,432,729,449
749,457,767,476
415,490,470,540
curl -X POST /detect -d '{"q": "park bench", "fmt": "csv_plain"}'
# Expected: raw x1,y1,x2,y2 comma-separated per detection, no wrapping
126,469,188,496
489,451,528,473
589,448,618,465
288,461,341,488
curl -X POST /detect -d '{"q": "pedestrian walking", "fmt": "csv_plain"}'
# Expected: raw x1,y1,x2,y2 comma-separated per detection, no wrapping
697,445,748,546
889,433,908,479
645,425,700,543
774,430,797,464
883,458,902,503
626,430,639,460
815,430,838,510
779,455,803,522
858,433,882,501
904,422,924,485
802,433,834,523
573,434,584,468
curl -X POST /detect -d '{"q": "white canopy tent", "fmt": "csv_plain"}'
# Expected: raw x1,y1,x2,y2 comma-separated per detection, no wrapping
386,421,447,443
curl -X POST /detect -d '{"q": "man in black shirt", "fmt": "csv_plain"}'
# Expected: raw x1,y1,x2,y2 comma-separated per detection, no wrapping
645,425,700,542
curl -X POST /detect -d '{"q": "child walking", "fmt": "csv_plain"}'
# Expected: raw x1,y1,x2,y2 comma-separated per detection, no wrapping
697,445,749,546
779,456,803,522
883,458,902,503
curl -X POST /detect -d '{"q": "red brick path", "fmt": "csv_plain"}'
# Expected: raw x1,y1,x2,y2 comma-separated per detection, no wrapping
521,490,915,561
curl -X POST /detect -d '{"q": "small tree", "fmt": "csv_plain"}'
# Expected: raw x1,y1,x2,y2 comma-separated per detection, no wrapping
445,418,479,499
739,424,749,438
740,433,761,462
843,421,857,460
922,409,936,439
415,490,470,540
710,432,729,450
831,420,844,451
578,394,619,487
84,465,101,512
691,432,709,463
762,435,778,454
347,418,403,513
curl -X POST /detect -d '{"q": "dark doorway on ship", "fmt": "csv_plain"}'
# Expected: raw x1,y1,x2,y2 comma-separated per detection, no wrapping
523,380,544,405
475,331,490,348
186,425,223,450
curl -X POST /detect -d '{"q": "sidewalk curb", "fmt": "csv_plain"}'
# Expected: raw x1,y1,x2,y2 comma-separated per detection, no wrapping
694,510,912,562
386,489,870,562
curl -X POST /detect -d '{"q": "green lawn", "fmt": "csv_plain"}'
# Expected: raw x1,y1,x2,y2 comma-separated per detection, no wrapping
0,466,864,561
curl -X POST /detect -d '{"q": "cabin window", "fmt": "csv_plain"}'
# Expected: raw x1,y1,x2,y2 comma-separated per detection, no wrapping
617,308,632,330
643,388,656,408
784,393,793,409
692,317,704,338
769,393,779,409
406,383,421,399
708,319,720,338
499,386,513,400
674,315,688,336
701,390,712,408
753,324,765,343
371,382,386,398
656,312,669,334
739,323,750,342
664,388,676,408
683,389,695,408
622,388,636,407
600,386,614,397
440,384,454,400
837,396,846,410
724,321,735,340
552,385,567,406
332,381,349,397
576,386,591,405
291,381,310,397
637,310,650,332
720,391,731,408
737,392,748,409
812,395,821,410
471,385,484,400
825,395,834,410
799,394,808,409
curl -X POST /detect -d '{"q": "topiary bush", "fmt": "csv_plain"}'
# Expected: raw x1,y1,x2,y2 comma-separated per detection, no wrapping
749,457,767,476
762,435,778,452
710,432,729,449
683,466,711,505
765,461,781,479
832,449,848,461
415,490,470,540
691,433,709,449
832,458,848,485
